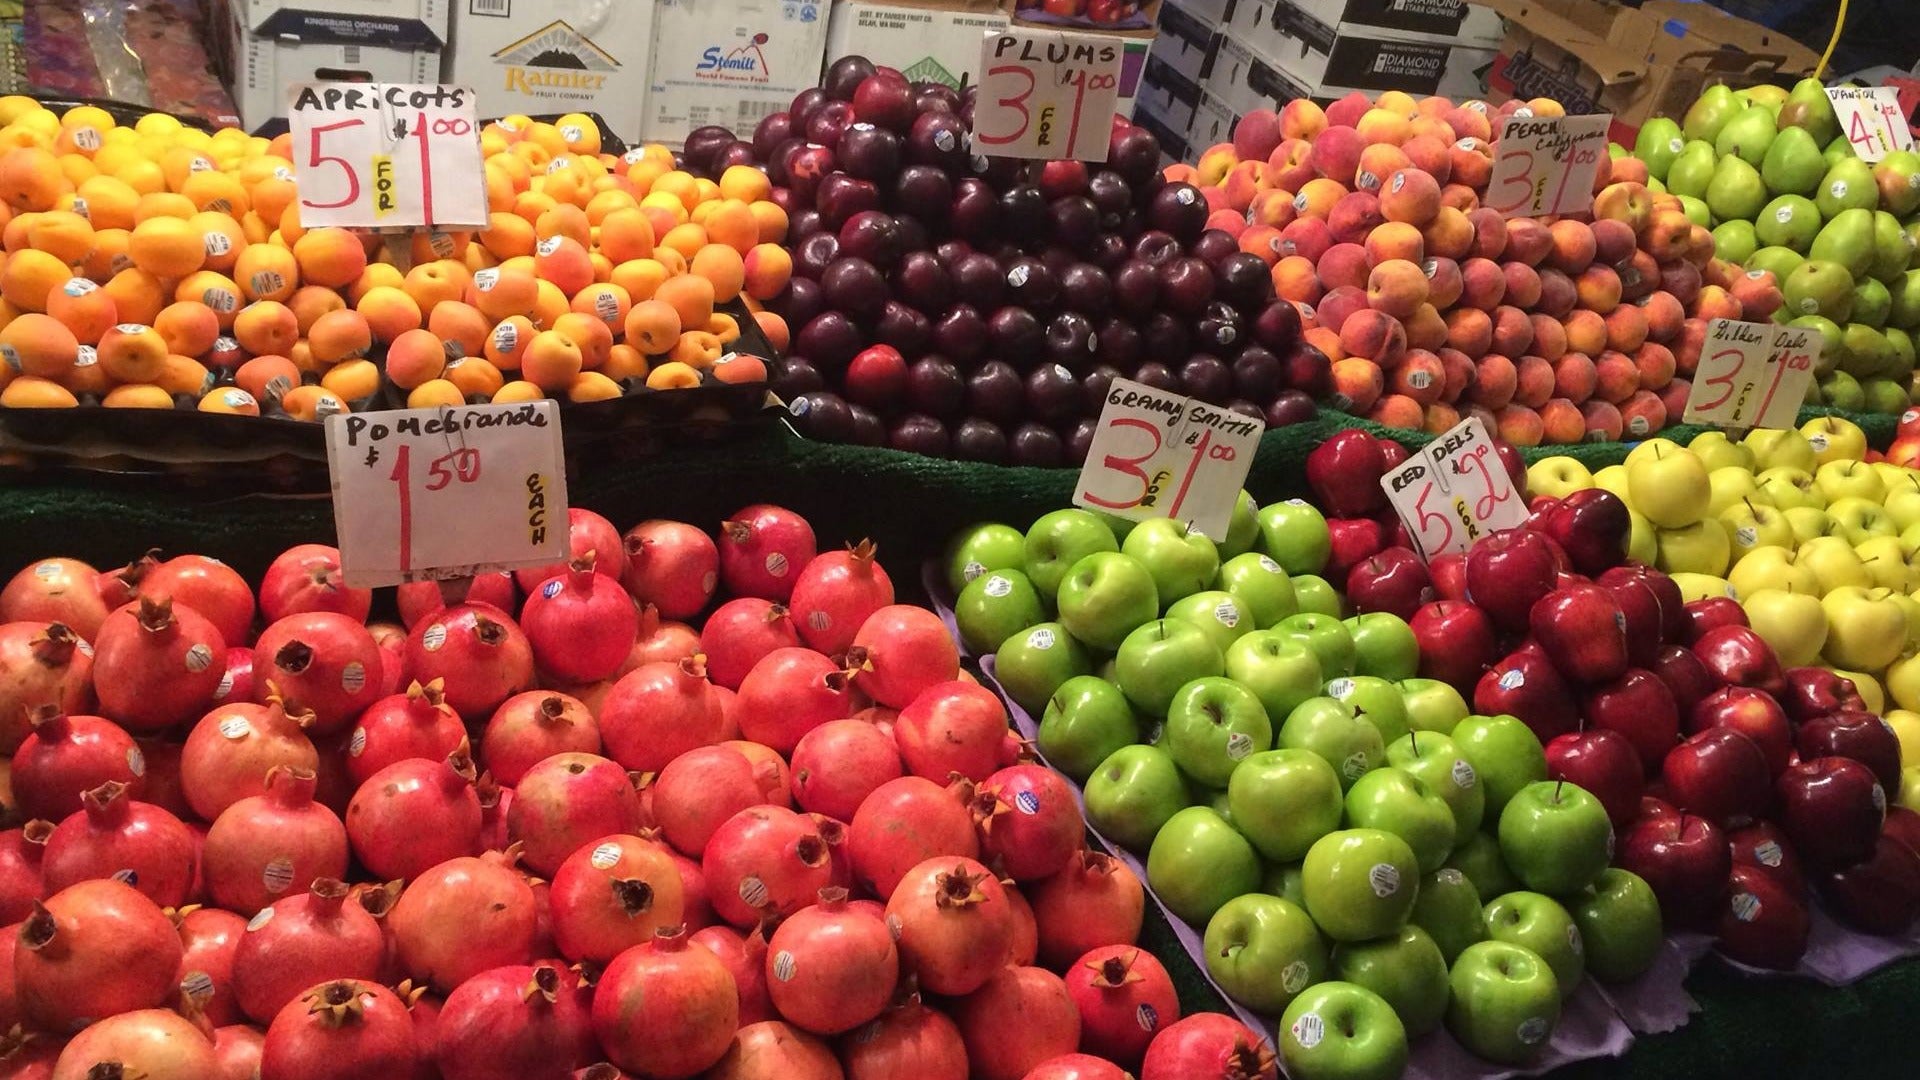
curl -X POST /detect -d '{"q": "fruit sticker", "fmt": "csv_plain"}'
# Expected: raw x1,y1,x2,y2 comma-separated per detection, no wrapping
1290,1011,1325,1049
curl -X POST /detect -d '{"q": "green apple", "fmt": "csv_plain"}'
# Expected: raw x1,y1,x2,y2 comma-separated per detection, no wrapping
1093,510,1136,543
1267,860,1308,907
1228,748,1344,862
1484,891,1585,998
1259,498,1332,576
1280,696,1386,789
1114,618,1225,716
1451,714,1547,819
1279,981,1408,1080
1037,675,1140,781
1654,518,1730,577
1344,767,1456,873
1801,414,1868,464
1276,612,1356,678
1084,744,1189,852
1527,457,1593,499
1327,674,1410,747
1705,466,1767,518
1814,459,1886,504
1741,588,1829,668
992,622,1091,714
1121,517,1220,606
1226,630,1324,724
1411,867,1486,965
1053,552,1157,651
1203,892,1329,1015
1344,612,1418,680
1744,428,1817,472
1796,535,1872,593
1498,780,1613,896
1399,678,1469,734
1165,676,1272,788
945,522,1026,595
1754,465,1821,509
1331,926,1450,1037
1446,831,1521,903
1301,828,1419,942
1218,490,1261,559
1293,574,1345,617
1570,868,1664,984
1822,585,1908,672
1164,589,1253,657
1147,806,1261,925
1216,552,1299,627
1023,509,1119,603
1688,430,1756,473
1445,940,1561,1065
1387,731,1485,836
954,568,1047,655
1727,547,1820,601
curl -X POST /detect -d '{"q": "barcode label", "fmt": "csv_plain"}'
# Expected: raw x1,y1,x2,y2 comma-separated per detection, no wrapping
739,99,783,125
470,0,509,14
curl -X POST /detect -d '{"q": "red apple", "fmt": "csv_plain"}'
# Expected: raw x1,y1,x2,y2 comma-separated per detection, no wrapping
1545,728,1644,827
1662,727,1772,828
1690,625,1784,696
1476,642,1579,742
1715,863,1810,970
1775,757,1884,870
1687,686,1793,776
1346,546,1433,621
1376,437,1409,470
1884,806,1920,861
1428,551,1468,602
1463,528,1559,633
1325,518,1389,583
1526,496,1563,532
1638,795,1680,824
1618,812,1731,929
1795,711,1903,794
1541,488,1630,576
1682,597,1748,643
1598,565,1686,644
1581,668,1680,773
1410,600,1497,692
1530,584,1630,684
1647,644,1718,716
1820,834,1920,935
1728,820,1807,897
1493,438,1528,496
1305,429,1388,517
1780,666,1868,724
1601,571,1667,667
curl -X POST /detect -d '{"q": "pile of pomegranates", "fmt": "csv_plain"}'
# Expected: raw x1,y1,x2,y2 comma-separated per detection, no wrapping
0,504,1278,1080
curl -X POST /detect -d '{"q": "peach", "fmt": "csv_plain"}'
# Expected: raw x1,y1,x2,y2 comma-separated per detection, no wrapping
1471,354,1518,409
1317,244,1372,292
1327,192,1383,246
1581,400,1624,442
154,300,218,358
308,309,371,365
1657,379,1692,425
1405,303,1448,352
1501,262,1542,309
46,277,116,344
1530,314,1569,362
1458,258,1506,311
1641,210,1694,262
1248,189,1297,231
1525,98,1566,119
235,243,299,303
1277,217,1333,263
1563,310,1608,356
1294,178,1348,221
1354,145,1412,193
1222,161,1266,211
1609,157,1651,186
1603,305,1649,354
1634,341,1677,389
1341,309,1408,367
1303,326,1346,360
1420,206,1473,260
1545,220,1597,275
1686,225,1716,267
1400,136,1452,182
1449,138,1494,189
1195,144,1240,187
1728,270,1783,322
1308,127,1364,185
1589,219,1637,267
1317,286,1369,336
1280,99,1329,140
1378,168,1442,226
1367,259,1429,320
1574,265,1623,314
1368,393,1425,430
1325,92,1371,129
1356,109,1412,147
1205,208,1249,237
1266,138,1316,193
290,226,367,289
1232,108,1284,162
1444,105,1493,143
1551,352,1597,403
1593,350,1640,404
1445,307,1494,357
1440,183,1480,213
1329,357,1385,413
1621,250,1662,301
1365,221,1425,266
1492,306,1535,358
1592,182,1652,233
1271,256,1323,305
1539,398,1585,444
1241,225,1284,265
1620,390,1667,438
1423,257,1463,309
1658,259,1702,308
1535,268,1578,318
1502,218,1552,267
1438,347,1474,401
1641,290,1685,343
1465,208,1507,261
1494,404,1544,447
1425,402,1463,433
1391,349,1446,406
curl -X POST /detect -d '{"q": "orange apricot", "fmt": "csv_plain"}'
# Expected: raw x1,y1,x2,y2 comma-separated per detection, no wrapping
402,260,468,312
468,265,539,321
199,386,261,415
485,314,536,370
0,313,78,378
644,361,701,390
408,378,466,409
318,359,378,402
102,268,166,326
308,309,372,364
0,147,66,211
521,330,583,391
385,328,447,389
712,353,766,385
154,300,219,357
355,285,423,343
570,282,630,332
427,301,490,360
444,357,505,399
533,235,593,296
598,207,654,262
234,242,299,302
567,371,622,402
611,259,669,302
291,226,367,289
602,343,648,382
175,270,242,328
491,380,545,404
156,353,211,396
127,215,206,278
742,244,792,302
286,285,344,336
280,385,349,421
1,249,70,312
236,354,299,404
25,210,93,265
751,310,788,353
46,277,117,343
691,244,746,303
189,211,245,272
0,375,78,407
624,299,681,355
668,330,723,370
98,322,167,383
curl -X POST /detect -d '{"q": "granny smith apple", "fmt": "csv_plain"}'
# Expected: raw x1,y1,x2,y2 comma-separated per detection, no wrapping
1266,861,1307,907
1259,498,1332,575
955,568,1047,655
1280,696,1386,789
1484,891,1585,998
992,622,1091,714
1301,828,1420,942
1293,574,1346,617
1147,806,1262,925
1114,618,1225,716
1037,675,1140,781
1345,767,1456,873
1451,714,1547,819
1084,744,1189,852
945,522,1026,595
1055,551,1159,651
1228,748,1345,863
1023,509,1119,603
1570,868,1664,984
1275,612,1356,677
1498,780,1614,895
1216,552,1300,627
1226,630,1324,724
1123,517,1221,606
1202,892,1329,1015
1399,678,1469,734
1387,731,1485,836
1219,490,1261,560
1166,676,1272,788
1344,612,1419,680
1165,589,1254,656
1446,831,1522,903
1279,982,1408,1080
1445,940,1561,1065
1332,925,1450,1037
1411,867,1486,964
1327,675,1410,746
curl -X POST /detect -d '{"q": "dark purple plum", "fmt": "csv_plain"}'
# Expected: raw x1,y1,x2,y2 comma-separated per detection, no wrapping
933,305,989,363
1003,258,1059,313
953,419,1008,463
1181,354,1233,404
1190,229,1240,266
1059,263,1112,318
1089,233,1129,269
1009,424,1065,467
1133,362,1180,393
1107,124,1162,186
1195,301,1245,352
897,251,953,316
771,277,825,327
1253,301,1303,352
680,126,735,176
906,356,965,419
805,101,856,148
1087,170,1133,220
872,301,931,356
1025,364,1081,423
892,215,930,256
1082,366,1120,413
988,305,1043,362
950,252,1005,310
713,141,758,173
1141,312,1190,359
790,392,853,442
1230,345,1284,402
949,178,1000,244
788,207,825,240
998,185,1048,240
907,112,969,171
914,83,960,113
935,239,973,265
768,137,807,185
786,145,836,206
894,165,954,222
1048,196,1101,252
1227,401,1265,421
847,404,887,447
770,356,824,399
1282,343,1333,397
752,112,795,162
793,232,841,280
838,211,902,269
838,123,902,182
1039,246,1078,278
1131,230,1181,266
824,56,877,102
1215,253,1275,309
851,74,914,132
1094,319,1142,370
816,174,881,229
795,311,863,368
1266,389,1319,428
1045,312,1098,371
1147,183,1208,242
820,257,888,321
1113,259,1159,310
1159,257,1216,316
1065,419,1097,465
967,361,1024,425
889,414,950,456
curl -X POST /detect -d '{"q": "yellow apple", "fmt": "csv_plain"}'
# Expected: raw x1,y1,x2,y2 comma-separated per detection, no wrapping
1893,593,1920,648
1625,437,1685,468
1827,666,1887,714
1718,501,1795,562
1883,709,1920,767
1744,428,1817,473
1655,518,1730,576
1900,765,1920,811
1755,466,1822,510
1627,446,1711,528
1527,457,1594,499
1798,415,1867,465
1688,430,1756,473
1728,547,1821,599
1814,460,1886,505
1886,652,1920,713
1742,588,1829,667
1784,506,1832,545
1885,487,1920,532
1827,496,1899,546
1669,572,1735,603
1706,468,1769,518
1872,462,1919,497
1821,585,1909,673
1855,536,1917,592
1628,510,1658,566
1594,465,1632,503
1796,536,1873,593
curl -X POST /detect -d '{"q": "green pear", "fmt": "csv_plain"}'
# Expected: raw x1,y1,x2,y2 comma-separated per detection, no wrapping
1817,159,1878,218
1633,117,1687,182
1714,104,1778,167
1803,377,1826,405
1760,125,1826,197
1875,150,1920,216
1841,323,1894,378
1713,220,1759,264
1706,155,1768,224
1748,245,1807,283
1823,370,1867,409
1780,77,1841,147
1646,175,1667,194
1872,211,1917,284
1824,135,1857,168
1885,327,1915,372
1683,84,1743,143
1863,377,1910,414
1783,259,1857,323
1666,140,1719,200
1889,270,1920,328
1906,220,1920,268
1853,277,1892,329
1678,195,1713,227
1790,314,1846,374
1809,208,1876,278
1754,194,1823,252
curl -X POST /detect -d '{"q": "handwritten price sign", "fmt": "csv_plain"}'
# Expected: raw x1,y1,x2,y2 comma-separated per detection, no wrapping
972,28,1123,162
325,402,569,587
1380,418,1529,560
1487,113,1612,218
1684,319,1820,431
289,83,488,230
1825,86,1915,164
1073,378,1264,540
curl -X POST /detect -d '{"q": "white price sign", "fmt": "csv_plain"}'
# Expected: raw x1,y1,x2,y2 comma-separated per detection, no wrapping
1684,319,1819,431
971,28,1122,161
288,83,488,230
1073,378,1264,541
1825,85,1915,164
1380,418,1529,560
325,402,569,587
1486,113,1612,218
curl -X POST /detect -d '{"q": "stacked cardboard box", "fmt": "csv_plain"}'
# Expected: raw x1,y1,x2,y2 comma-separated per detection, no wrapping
210,0,446,133
445,0,659,147
642,0,833,146
823,0,1011,89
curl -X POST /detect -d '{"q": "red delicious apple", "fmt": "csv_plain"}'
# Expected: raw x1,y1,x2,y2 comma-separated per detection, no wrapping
1526,496,1563,533
1376,437,1409,470
1682,597,1749,643
1690,625,1784,696
1716,863,1811,970
1541,488,1630,577
1476,641,1579,742
1305,429,1389,517
1530,584,1630,684
1346,547,1433,621
1820,834,1920,935
1601,572,1666,668
1618,812,1731,929
1647,644,1718,717
1796,711,1903,794
1545,728,1644,828
1428,551,1468,601
1638,795,1680,824
1493,437,1528,496
1687,686,1793,776
1780,667,1868,723
1325,517,1389,583
1598,565,1687,644
1662,727,1773,828
1410,600,1497,692
1775,757,1885,870
1581,668,1681,773
1884,806,1920,860
1464,528,1560,633
1728,820,1807,898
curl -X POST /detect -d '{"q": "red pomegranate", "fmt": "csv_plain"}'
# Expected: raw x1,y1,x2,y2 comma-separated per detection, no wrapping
258,544,372,624
625,605,703,670
0,1032,61,1077
621,520,719,620
895,681,1009,783
718,504,817,602
0,558,108,639
514,509,628,592
477,775,511,852
507,752,646,877
643,832,715,931
16,878,183,1032
974,765,1083,882
691,924,776,1026
598,656,729,772
11,706,145,827
345,747,483,881
90,596,227,733
848,605,959,709
883,857,1016,997
522,554,641,684
398,983,442,1080
1029,851,1146,969
953,965,1081,1080
1064,947,1180,1066
175,905,248,1027
789,540,894,657
203,766,348,915
391,853,540,993
652,745,767,857
212,1024,265,1080
701,599,802,691
252,611,382,735
141,554,256,647
397,573,518,630
231,877,386,1024
0,822,51,924
1139,1013,1278,1080
260,980,418,1080
481,691,600,786
96,552,157,612
847,777,980,899
180,697,318,821
838,994,968,1080
434,963,597,1080
790,719,901,824
345,679,466,785
131,738,190,822
1025,1054,1135,1080
765,888,898,1035
51,1008,218,1079
734,648,856,754
704,1020,842,1080
723,740,793,805
212,646,256,705
1003,884,1039,968
365,622,407,697
702,807,836,927
0,621,93,752
42,780,197,907
548,834,685,964
590,927,738,1078
405,603,535,721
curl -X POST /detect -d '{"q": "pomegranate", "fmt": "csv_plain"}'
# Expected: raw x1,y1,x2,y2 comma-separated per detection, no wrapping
477,776,511,851
624,605,702,670
883,857,1016,996
0,1033,61,1078
1138,1013,1278,1080
398,982,441,1080
523,554,640,684
1024,1054,1134,1080
348,879,404,984
365,622,408,697
974,765,1083,881
718,505,816,602
515,509,628,592
548,834,685,964
11,707,145,822
252,611,382,734
91,596,226,733
507,752,645,876
702,807,836,927
398,573,518,630
1029,851,1146,969
789,540,894,656
0,822,51,924
346,747,483,881
132,739,190,821
838,994,968,1080
895,681,1009,782
260,980,418,1080
212,646,255,705
652,836,715,931
704,1021,842,1080
652,745,767,857
953,965,1080,1080
598,656,729,772
700,600,800,691
435,963,596,1080
391,853,539,992
405,603,535,721
42,780,197,907
691,924,776,1026
1065,947,1179,1066
621,520,719,620
734,648,856,754
791,720,903,822
847,777,980,899
211,1025,265,1080
51,1009,218,1080
346,679,466,785
481,691,599,786
0,622,93,752
141,555,256,647
204,766,348,914
1003,883,1039,968
848,605,959,709
723,740,793,805
180,698,318,821
590,928,738,1078
231,878,386,1024
308,728,356,814
1,558,109,639
258,544,372,623
175,905,248,1027
95,551,157,612
765,888,898,1035
16,878,183,1032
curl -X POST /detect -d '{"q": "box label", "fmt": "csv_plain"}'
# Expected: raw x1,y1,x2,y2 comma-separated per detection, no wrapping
1323,36,1450,93
1380,418,1528,560
974,28,1123,161
1826,85,1916,164
257,8,445,47
489,20,622,105
1337,0,1469,35
1684,319,1819,431
1074,378,1263,540
1487,113,1611,217
288,82,487,229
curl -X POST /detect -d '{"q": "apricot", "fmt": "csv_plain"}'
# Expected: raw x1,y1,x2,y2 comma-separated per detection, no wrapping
567,371,622,402
46,277,117,343
385,328,447,390
480,211,537,260
491,380,545,404
533,235,594,296
521,330,583,391
748,201,787,245
624,299,681,355
468,265,539,321
98,322,167,383
712,353,767,386
356,285,422,343
570,282,630,332
602,343,648,382
669,330,723,370
176,270,242,327
654,275,714,337
280,385,349,421
82,227,130,280
236,354,299,404
25,210,92,265
286,285,344,336
234,243,299,302
321,358,380,401
156,353,211,396
75,174,139,230
553,311,614,371
0,312,78,378
691,244,746,304
444,357,505,400
291,226,367,289
102,268,166,326
1,249,68,312
644,360,701,390
485,314,537,370
403,260,468,312
408,230,469,265
0,146,65,211
706,313,740,344
154,300,218,357
0,375,77,407
127,215,205,278
428,302,490,361
535,203,591,248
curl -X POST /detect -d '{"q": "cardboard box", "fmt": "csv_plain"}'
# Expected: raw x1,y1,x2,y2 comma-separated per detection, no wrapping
1151,0,1221,86
217,0,439,133
1135,54,1203,136
1204,33,1310,118
1130,100,1190,165
823,1,1010,89
1267,3,1494,99
446,0,657,145
1190,90,1237,147
1220,0,1289,63
645,0,831,145
1010,0,1159,36
1284,0,1500,46
236,0,448,47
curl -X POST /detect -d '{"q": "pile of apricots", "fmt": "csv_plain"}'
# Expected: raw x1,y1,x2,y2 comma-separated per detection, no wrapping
0,101,790,417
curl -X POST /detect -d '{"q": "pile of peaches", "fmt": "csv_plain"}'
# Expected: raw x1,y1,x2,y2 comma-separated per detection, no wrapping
1181,90,1772,445
0,101,790,418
